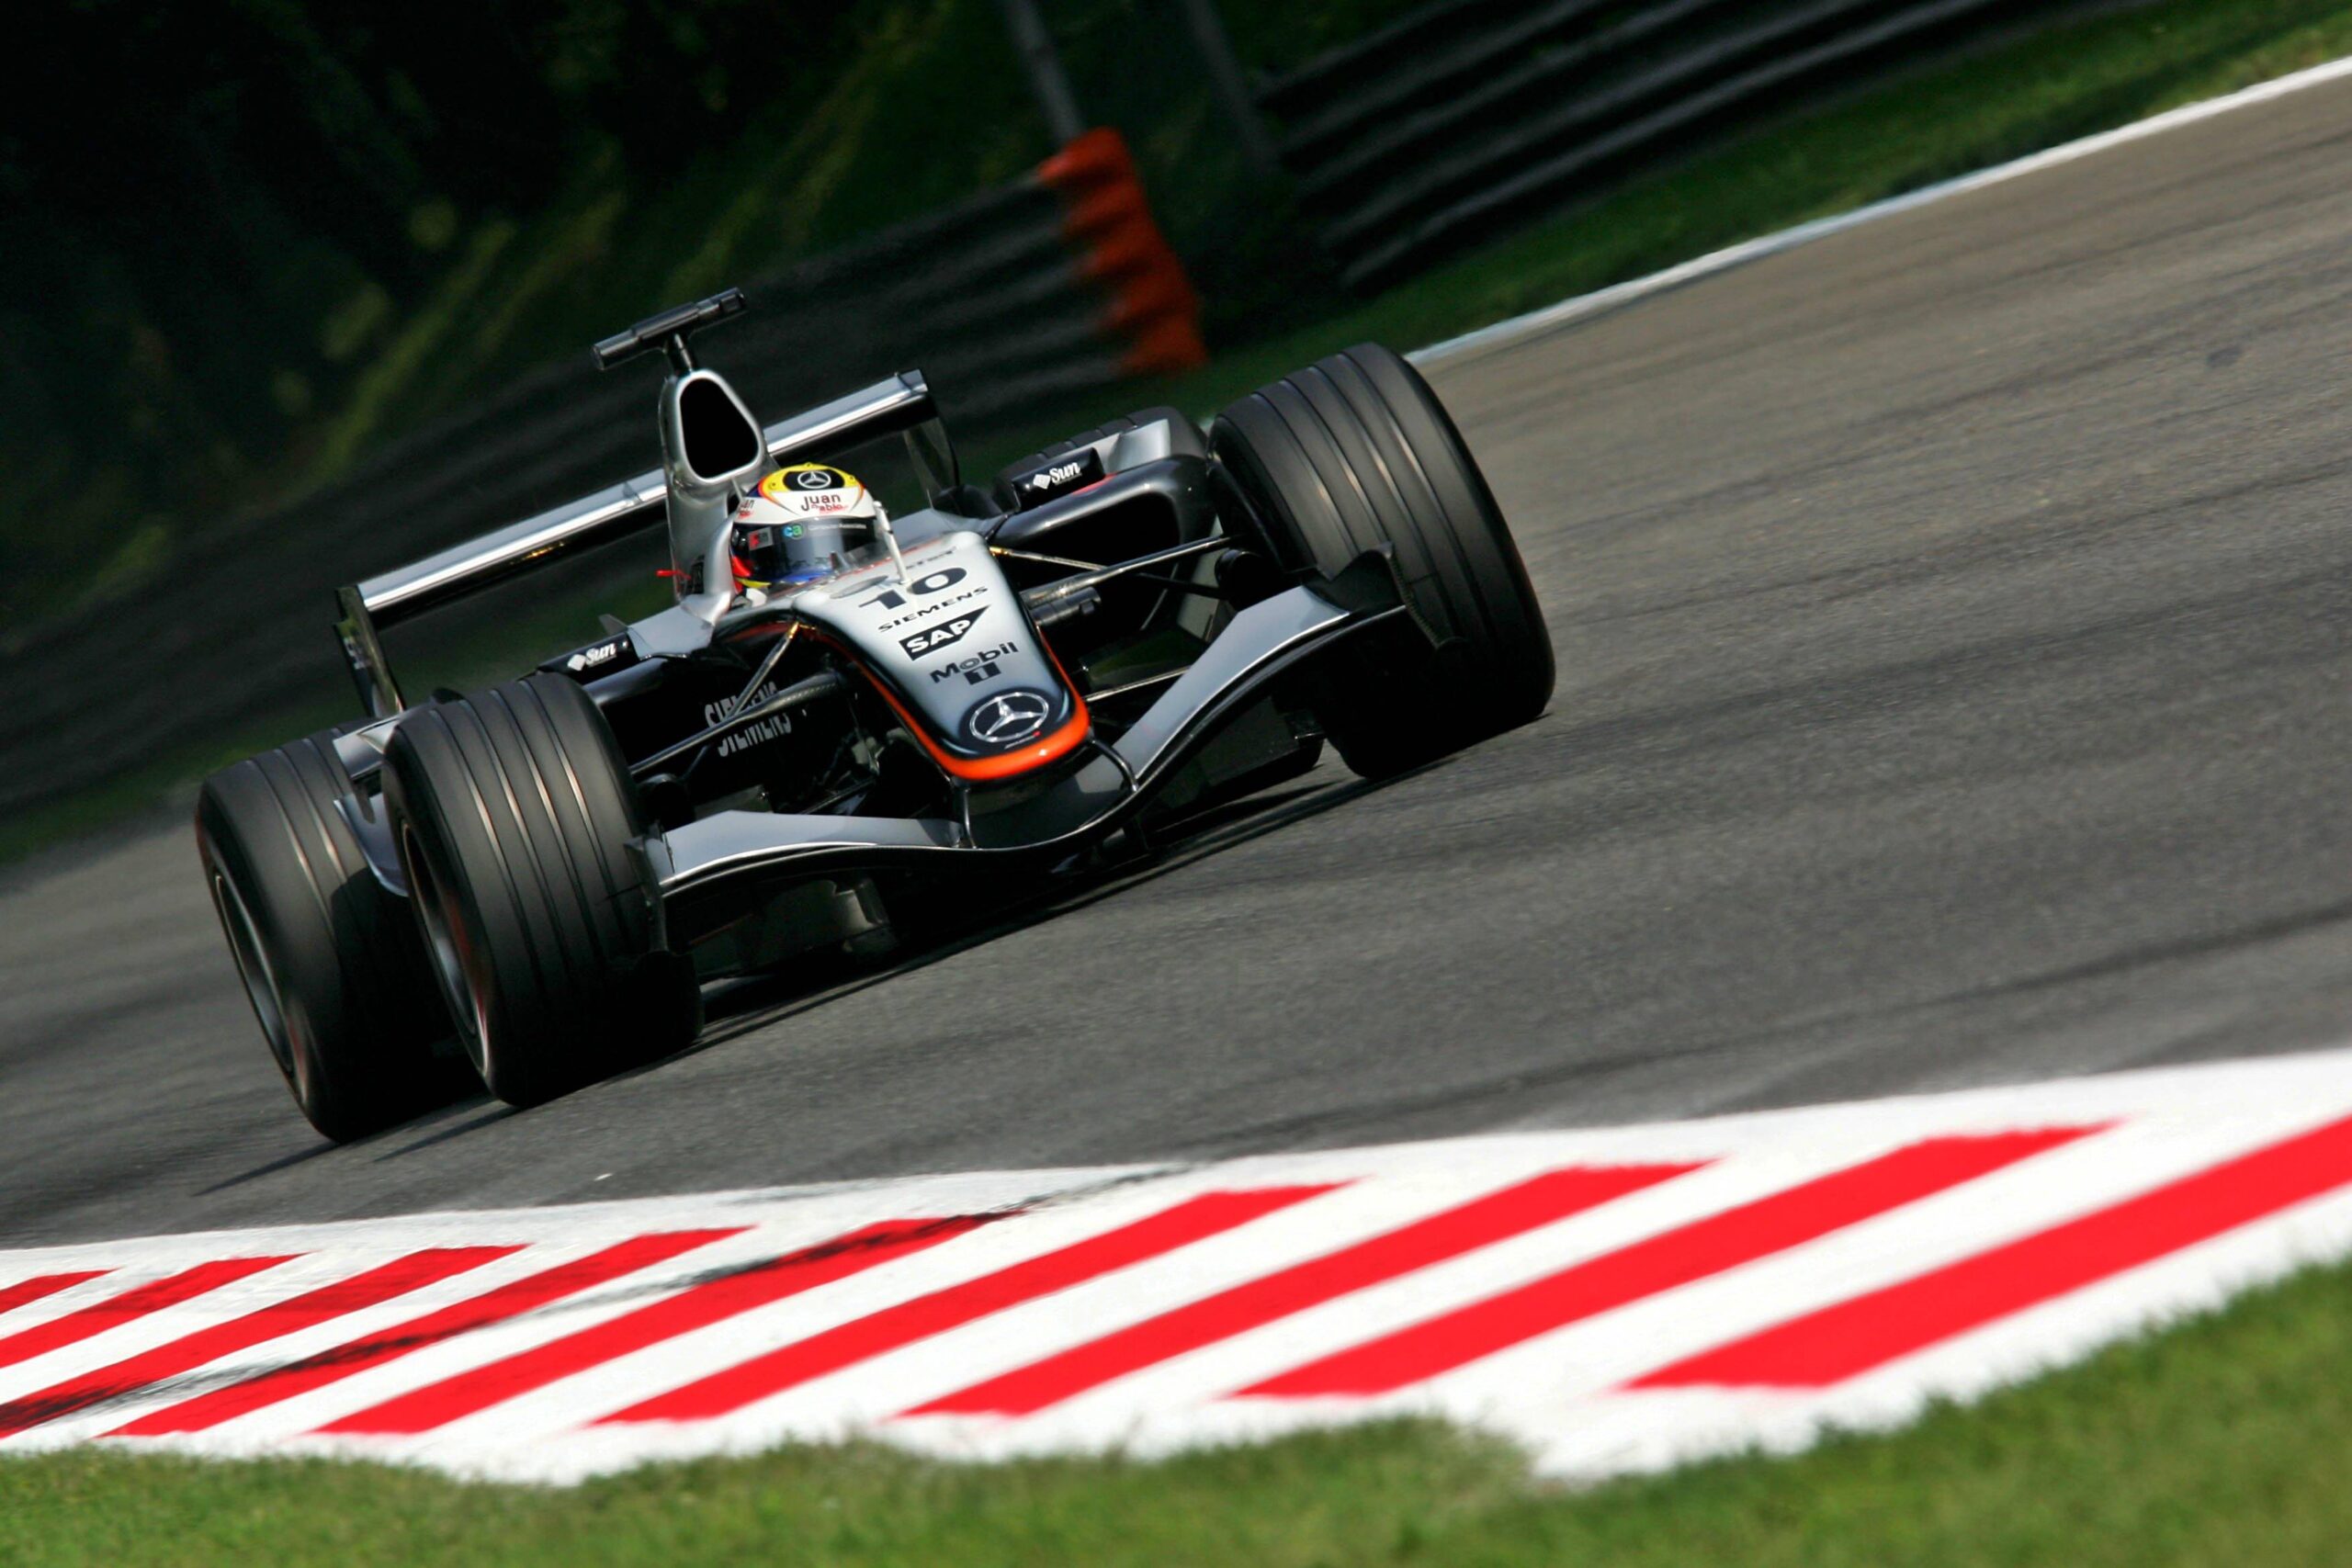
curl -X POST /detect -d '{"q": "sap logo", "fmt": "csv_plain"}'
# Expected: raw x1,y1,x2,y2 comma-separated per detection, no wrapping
899,607,989,660
929,641,1019,684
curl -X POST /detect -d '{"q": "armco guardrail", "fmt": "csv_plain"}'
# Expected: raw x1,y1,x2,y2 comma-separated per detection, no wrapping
0,132,1202,828
1262,0,2090,290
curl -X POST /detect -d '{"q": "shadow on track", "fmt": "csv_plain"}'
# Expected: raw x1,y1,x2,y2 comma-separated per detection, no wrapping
185,762,1413,1190
650,768,1400,1066
192,1138,343,1196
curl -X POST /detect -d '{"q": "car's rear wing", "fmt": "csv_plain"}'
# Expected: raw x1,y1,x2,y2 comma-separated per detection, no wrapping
334,370,950,719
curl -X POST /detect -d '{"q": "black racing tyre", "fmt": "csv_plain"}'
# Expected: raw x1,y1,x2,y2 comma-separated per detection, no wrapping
383,675,699,1109
196,729,470,1142
1211,342,1555,778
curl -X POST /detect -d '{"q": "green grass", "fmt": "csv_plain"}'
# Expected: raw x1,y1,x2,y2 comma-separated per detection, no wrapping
17,0,2352,872
6,1247,2350,1566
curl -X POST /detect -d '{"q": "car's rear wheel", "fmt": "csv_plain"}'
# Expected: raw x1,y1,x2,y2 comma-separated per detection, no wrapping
196,729,470,1141
1211,342,1555,778
384,674,698,1109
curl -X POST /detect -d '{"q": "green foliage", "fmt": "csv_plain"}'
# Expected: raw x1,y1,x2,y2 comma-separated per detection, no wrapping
0,0,1439,602
0,0,966,591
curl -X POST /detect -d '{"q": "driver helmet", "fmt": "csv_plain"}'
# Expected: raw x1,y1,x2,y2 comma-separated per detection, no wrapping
733,463,882,589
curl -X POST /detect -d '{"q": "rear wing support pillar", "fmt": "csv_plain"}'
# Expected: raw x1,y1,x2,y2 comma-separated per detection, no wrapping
335,584,404,720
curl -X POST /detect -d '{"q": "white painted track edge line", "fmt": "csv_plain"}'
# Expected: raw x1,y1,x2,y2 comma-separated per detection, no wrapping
1408,51,2352,368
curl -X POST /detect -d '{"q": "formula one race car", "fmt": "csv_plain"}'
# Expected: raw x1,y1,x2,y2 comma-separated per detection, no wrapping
198,288,1554,1140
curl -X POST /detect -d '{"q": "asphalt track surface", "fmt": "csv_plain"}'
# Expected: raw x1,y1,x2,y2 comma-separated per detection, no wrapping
9,80,2352,1251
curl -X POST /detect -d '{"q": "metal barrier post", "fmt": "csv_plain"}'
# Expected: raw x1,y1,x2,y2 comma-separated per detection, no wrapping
996,0,1086,145
1170,0,1282,179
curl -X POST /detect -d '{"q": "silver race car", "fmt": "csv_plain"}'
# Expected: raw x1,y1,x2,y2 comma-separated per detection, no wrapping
198,288,1555,1138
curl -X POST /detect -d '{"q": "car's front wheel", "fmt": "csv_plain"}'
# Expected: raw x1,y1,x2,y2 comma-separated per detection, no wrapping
1212,342,1555,778
384,674,698,1109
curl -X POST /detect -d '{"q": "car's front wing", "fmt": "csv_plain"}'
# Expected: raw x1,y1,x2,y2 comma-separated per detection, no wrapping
642,555,1416,950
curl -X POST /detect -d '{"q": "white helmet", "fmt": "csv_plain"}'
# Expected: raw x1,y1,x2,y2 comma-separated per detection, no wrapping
732,463,883,588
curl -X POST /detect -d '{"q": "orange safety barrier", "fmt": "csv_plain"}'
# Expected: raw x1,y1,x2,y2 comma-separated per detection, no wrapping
1036,129,1208,375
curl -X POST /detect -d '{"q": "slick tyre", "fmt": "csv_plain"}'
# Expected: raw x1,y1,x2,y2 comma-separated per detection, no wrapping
1212,343,1554,778
384,674,699,1109
197,729,470,1142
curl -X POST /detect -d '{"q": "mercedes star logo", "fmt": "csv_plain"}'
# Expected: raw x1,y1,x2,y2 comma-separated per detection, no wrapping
967,689,1052,746
792,468,831,490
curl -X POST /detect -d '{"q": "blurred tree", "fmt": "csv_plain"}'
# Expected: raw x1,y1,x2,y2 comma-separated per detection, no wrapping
0,0,1417,612
0,0,862,560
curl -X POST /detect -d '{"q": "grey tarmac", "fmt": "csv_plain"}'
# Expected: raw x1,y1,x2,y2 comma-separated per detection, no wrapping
7,76,2352,1247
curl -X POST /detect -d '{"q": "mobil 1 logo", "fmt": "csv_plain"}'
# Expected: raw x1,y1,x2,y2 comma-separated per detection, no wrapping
898,606,988,660
929,641,1019,686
